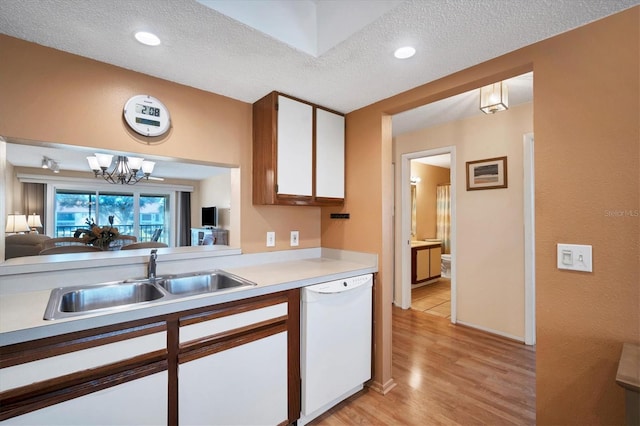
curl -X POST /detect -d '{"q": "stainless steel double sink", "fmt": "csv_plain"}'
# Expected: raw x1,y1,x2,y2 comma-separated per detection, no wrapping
44,270,257,320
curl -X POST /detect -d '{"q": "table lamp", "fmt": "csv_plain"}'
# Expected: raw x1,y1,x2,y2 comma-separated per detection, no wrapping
27,213,43,233
6,214,30,234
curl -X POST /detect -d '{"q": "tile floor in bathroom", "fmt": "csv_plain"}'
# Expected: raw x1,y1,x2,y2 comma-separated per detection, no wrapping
411,278,451,319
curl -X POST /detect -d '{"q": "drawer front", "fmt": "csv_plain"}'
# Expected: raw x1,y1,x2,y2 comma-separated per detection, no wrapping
0,332,166,392
180,302,287,344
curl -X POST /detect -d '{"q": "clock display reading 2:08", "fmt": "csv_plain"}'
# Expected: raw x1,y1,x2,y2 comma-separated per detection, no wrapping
135,103,161,117
123,95,171,137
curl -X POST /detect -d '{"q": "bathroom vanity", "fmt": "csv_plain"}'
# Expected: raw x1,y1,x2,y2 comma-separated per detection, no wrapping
411,241,442,284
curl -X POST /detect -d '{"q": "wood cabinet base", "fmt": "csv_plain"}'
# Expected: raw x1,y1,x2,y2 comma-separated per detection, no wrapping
0,289,301,425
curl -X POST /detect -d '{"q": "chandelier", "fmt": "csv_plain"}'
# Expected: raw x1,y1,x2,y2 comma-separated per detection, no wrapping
87,153,155,185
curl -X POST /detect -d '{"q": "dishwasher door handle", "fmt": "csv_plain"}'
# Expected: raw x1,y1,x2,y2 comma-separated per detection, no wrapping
304,275,372,295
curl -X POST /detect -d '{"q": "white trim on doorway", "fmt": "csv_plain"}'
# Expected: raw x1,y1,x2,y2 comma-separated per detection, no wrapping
523,133,536,345
395,146,457,324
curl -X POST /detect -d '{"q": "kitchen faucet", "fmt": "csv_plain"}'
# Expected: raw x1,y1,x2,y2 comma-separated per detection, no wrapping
148,249,158,279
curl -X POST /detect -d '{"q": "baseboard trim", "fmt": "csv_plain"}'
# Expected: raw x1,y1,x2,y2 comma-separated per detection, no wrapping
455,320,525,344
367,378,397,395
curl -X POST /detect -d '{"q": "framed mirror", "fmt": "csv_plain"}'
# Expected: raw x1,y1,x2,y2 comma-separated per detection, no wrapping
1,137,240,265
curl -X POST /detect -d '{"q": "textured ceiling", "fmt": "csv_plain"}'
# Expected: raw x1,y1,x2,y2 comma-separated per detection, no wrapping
196,0,404,57
0,0,636,118
393,72,533,136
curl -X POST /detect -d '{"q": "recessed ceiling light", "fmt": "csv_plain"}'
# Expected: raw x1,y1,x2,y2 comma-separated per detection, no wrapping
135,31,161,46
394,46,416,59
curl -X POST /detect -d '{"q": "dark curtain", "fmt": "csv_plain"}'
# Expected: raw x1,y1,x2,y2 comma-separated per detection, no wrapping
178,192,192,246
22,183,45,232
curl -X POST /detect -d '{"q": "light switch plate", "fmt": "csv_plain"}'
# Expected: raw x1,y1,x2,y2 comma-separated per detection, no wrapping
557,243,593,272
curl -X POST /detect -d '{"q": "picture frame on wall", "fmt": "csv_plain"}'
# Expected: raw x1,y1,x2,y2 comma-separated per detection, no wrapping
466,156,508,190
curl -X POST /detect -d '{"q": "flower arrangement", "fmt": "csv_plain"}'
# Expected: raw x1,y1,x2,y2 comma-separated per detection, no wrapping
74,215,119,248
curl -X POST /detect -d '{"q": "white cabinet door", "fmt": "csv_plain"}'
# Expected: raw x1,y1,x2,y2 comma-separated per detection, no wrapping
0,331,167,425
179,332,288,426
2,371,168,426
315,108,345,199
277,95,313,196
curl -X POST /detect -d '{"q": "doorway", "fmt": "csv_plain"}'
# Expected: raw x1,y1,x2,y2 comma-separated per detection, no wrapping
397,147,457,323
409,153,453,319
391,72,534,343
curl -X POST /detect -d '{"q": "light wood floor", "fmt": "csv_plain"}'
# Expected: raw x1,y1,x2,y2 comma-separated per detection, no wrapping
309,307,536,425
411,279,451,318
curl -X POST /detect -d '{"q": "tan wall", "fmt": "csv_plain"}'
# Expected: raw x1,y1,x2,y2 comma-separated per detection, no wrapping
324,6,639,423
410,162,450,240
0,35,320,254
1,8,638,423
397,103,532,339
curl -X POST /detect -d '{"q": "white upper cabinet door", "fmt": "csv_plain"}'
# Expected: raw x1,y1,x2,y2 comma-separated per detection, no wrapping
277,95,313,196
316,108,345,198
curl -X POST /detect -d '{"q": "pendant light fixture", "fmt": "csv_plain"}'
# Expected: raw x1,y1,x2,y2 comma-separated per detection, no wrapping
87,154,155,185
479,81,509,114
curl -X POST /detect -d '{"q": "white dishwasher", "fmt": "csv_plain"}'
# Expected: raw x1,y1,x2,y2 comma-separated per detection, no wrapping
299,273,373,425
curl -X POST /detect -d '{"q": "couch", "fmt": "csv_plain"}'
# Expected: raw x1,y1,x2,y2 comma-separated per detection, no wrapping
5,234,51,259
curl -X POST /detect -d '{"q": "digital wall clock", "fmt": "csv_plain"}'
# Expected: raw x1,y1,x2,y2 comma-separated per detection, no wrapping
123,95,171,137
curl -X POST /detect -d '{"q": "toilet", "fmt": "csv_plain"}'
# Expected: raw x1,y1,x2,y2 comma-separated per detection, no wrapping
441,254,451,278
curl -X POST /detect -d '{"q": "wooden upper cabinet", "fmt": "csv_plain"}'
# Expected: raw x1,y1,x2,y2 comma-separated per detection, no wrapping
253,91,345,206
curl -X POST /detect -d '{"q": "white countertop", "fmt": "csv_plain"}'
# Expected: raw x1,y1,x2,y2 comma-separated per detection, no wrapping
410,240,441,248
0,248,377,346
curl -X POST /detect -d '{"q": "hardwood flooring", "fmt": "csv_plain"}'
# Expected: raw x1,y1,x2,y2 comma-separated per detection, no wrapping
309,307,536,425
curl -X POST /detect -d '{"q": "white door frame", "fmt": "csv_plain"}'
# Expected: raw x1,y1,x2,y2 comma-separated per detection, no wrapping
523,133,536,345
396,146,457,324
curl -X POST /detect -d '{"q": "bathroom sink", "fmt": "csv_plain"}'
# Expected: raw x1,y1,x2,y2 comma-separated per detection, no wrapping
44,282,166,320
157,270,256,296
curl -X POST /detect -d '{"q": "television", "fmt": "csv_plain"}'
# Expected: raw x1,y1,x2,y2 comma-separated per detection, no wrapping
201,206,218,228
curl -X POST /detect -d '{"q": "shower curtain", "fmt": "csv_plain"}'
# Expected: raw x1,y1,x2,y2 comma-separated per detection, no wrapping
436,184,451,254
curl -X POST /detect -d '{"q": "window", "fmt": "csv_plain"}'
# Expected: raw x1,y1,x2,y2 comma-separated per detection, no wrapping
140,195,168,243
54,191,96,236
98,193,135,235
54,189,171,244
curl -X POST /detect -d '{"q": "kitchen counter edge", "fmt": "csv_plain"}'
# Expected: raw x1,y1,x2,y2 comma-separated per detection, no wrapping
0,248,377,346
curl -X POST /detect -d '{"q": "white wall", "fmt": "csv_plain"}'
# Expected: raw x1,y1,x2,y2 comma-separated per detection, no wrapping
5,160,16,214
188,171,232,229
394,102,532,339
200,172,231,208
1,142,6,258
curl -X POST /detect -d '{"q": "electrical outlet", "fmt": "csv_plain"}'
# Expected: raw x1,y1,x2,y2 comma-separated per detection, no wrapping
266,231,275,247
290,231,299,247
